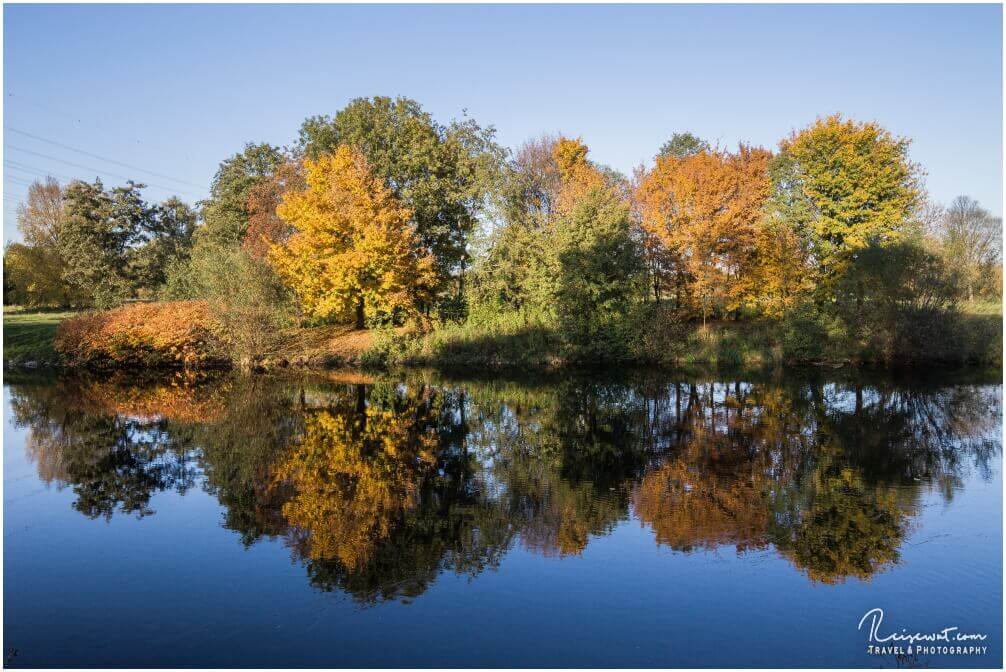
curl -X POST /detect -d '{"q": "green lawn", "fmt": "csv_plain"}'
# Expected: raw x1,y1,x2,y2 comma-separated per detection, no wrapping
3,308,76,366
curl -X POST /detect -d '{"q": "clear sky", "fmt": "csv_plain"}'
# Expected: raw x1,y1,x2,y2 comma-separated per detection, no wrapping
3,3,1002,243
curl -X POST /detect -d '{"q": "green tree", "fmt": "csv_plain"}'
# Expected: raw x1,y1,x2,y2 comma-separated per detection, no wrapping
134,196,198,294
657,132,710,160
60,179,149,308
554,187,644,361
471,136,562,317
199,143,285,247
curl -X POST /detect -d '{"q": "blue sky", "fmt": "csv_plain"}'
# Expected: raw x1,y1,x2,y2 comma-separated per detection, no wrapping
3,3,1002,243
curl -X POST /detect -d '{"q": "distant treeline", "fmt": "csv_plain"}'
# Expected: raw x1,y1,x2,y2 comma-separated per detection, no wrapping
5,97,1003,366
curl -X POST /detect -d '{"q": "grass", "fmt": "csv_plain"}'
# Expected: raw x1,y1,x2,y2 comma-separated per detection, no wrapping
364,300,1004,373
3,307,77,367
5,297,1001,373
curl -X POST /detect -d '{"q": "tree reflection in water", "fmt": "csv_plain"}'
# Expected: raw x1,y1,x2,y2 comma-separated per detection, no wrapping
8,368,1000,600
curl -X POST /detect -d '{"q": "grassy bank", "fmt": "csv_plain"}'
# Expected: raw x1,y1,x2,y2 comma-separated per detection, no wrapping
3,308,77,367
6,300,1002,373
363,302,1004,372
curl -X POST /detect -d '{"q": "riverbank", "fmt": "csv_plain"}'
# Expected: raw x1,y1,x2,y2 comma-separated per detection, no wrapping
4,301,1002,373
2,308,78,368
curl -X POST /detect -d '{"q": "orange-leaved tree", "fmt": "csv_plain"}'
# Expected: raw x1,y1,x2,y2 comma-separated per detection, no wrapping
552,137,608,215
270,146,437,328
243,160,304,261
636,144,773,321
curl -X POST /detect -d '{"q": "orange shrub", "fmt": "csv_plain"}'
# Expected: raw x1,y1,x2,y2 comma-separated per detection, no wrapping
55,301,231,369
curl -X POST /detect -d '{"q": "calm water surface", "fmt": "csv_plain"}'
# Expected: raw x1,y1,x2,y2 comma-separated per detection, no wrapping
3,368,1002,668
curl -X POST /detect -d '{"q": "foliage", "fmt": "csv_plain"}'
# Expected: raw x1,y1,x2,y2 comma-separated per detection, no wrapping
60,179,152,308
935,195,1002,301
270,146,437,328
779,302,846,362
16,176,64,248
471,135,562,316
54,301,229,369
554,186,643,361
242,160,304,260
133,197,199,295
636,144,775,319
831,239,964,362
6,105,1001,370
775,114,922,279
297,96,504,288
7,178,76,307
470,212,558,317
4,243,77,308
198,143,285,247
162,243,295,364
657,132,710,160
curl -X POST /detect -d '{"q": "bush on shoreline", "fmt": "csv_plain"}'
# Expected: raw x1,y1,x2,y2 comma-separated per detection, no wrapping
54,301,230,369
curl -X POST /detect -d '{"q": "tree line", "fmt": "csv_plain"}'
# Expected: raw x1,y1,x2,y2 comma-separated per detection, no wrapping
5,98,1002,362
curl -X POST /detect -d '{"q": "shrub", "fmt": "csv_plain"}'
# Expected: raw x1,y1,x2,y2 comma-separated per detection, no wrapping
54,301,230,369
162,242,296,365
832,240,963,363
781,302,846,362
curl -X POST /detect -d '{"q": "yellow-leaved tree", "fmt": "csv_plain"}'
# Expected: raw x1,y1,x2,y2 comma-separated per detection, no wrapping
270,146,437,328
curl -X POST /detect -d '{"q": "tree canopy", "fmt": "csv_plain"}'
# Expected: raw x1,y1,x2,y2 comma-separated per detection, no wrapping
270,145,437,327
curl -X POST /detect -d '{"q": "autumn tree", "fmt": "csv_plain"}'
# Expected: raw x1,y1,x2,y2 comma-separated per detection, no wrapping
553,137,608,214
4,243,70,307
774,114,922,280
242,160,304,260
6,177,78,306
270,146,437,328
636,145,773,320
16,176,64,248
297,97,503,296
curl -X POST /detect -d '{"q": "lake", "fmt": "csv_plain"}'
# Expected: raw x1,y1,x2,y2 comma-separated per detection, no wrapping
3,367,1002,668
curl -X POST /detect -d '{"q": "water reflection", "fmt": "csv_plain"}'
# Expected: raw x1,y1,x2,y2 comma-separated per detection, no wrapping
8,368,1000,601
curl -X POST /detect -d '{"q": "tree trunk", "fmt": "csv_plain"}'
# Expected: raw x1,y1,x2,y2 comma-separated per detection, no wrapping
355,296,365,330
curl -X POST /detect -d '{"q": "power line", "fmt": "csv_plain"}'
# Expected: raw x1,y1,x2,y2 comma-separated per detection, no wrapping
4,160,73,182
5,176,35,188
5,144,202,198
5,126,206,190
5,174,48,188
